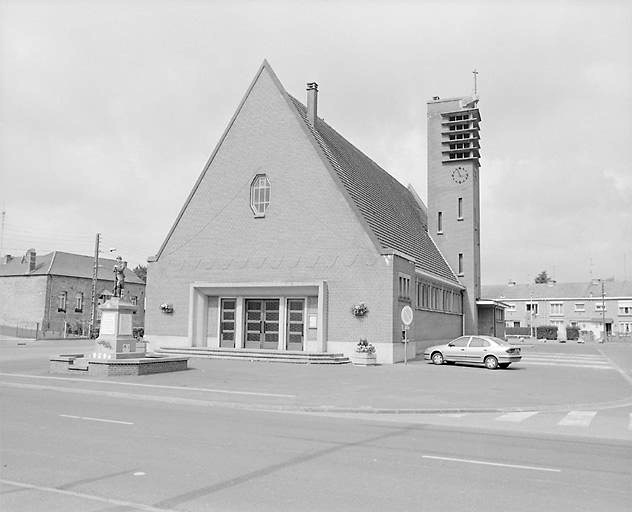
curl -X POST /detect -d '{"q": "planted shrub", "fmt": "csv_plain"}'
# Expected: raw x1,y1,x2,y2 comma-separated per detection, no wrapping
506,327,531,336
566,327,580,341
536,325,558,340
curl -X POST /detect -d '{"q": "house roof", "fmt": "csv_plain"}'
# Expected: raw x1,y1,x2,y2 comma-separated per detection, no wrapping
0,251,145,284
154,61,459,285
288,95,458,284
482,281,632,300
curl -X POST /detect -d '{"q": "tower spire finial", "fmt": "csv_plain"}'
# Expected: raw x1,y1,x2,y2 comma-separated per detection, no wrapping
472,68,479,96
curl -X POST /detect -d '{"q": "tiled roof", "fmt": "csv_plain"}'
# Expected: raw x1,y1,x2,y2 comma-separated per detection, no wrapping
0,251,145,284
289,96,459,284
482,281,632,300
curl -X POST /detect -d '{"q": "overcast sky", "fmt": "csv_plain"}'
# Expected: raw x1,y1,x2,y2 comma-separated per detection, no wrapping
1,0,630,285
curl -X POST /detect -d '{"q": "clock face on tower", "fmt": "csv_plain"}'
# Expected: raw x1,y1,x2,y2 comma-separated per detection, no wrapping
451,166,469,184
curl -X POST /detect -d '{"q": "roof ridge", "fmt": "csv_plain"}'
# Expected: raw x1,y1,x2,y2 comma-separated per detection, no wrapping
288,94,458,284
46,251,57,274
287,95,422,214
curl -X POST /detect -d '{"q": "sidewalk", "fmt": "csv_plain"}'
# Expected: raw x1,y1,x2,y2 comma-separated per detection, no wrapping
1,339,631,414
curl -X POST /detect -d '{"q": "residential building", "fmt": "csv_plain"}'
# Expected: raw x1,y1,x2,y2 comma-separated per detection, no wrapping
145,61,503,363
0,249,146,337
482,281,632,339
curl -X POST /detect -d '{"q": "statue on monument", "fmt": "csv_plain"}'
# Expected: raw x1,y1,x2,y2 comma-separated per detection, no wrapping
113,256,127,298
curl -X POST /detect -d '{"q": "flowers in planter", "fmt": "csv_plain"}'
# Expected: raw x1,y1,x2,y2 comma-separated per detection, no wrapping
160,303,174,313
351,302,369,317
354,337,375,354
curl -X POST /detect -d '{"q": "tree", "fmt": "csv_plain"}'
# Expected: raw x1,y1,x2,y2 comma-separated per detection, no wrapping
534,270,551,284
133,264,147,282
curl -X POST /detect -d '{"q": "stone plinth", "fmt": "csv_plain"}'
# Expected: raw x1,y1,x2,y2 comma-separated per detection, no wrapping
49,354,189,376
49,298,189,376
93,297,144,359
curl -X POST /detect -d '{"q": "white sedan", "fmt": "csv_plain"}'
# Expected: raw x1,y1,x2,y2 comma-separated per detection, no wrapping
424,335,522,369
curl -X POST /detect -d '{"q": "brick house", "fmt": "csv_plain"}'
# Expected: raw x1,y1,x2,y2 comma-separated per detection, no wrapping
482,281,632,340
0,249,145,337
145,61,502,363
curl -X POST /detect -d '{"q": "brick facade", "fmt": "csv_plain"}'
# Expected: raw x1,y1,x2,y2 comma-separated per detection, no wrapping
146,63,467,363
0,275,48,329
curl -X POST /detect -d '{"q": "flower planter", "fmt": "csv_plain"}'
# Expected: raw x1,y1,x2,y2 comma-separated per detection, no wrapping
352,351,378,366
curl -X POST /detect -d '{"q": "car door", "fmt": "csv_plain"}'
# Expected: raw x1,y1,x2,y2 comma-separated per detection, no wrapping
467,337,491,364
444,336,470,362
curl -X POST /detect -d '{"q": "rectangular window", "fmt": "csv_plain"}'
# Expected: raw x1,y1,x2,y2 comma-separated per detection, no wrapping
550,302,563,315
457,197,463,220
131,296,138,306
458,253,463,275
398,274,411,301
58,292,67,313
526,302,539,315
574,303,585,312
619,322,632,335
618,301,632,315
437,212,443,234
74,293,83,313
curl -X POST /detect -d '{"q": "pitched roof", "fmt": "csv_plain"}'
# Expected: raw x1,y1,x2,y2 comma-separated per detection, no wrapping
0,251,145,284
482,281,632,300
288,95,458,284
153,61,458,285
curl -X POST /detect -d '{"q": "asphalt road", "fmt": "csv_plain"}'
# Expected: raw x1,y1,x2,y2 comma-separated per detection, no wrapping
2,384,631,512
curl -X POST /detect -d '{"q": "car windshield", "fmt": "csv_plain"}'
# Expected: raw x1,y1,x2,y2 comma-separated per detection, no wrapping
490,337,512,346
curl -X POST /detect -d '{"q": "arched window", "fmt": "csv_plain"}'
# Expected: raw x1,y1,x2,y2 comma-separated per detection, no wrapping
250,174,270,217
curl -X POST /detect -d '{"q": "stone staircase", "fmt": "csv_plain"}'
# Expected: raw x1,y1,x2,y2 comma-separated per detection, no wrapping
154,346,350,364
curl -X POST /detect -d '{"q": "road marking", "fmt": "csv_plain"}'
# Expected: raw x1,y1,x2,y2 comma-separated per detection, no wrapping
133,472,146,476
0,478,177,511
421,455,560,473
628,413,632,431
496,411,539,423
596,348,632,388
0,372,295,398
439,413,468,418
519,362,612,369
557,411,597,427
60,414,134,425
524,353,605,359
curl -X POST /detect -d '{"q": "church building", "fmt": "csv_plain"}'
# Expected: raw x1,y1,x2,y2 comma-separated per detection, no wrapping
144,61,503,363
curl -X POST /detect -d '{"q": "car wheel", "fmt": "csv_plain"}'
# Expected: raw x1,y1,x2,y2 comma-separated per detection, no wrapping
431,352,444,365
484,355,499,370
499,363,510,369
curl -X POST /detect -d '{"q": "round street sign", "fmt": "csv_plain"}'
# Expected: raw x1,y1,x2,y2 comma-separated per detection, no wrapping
401,305,413,326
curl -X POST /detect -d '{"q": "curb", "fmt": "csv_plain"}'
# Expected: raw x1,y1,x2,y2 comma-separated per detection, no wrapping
3,378,631,417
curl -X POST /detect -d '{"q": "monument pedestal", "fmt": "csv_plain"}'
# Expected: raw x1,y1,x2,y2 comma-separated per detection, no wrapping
50,285,187,376
92,298,144,359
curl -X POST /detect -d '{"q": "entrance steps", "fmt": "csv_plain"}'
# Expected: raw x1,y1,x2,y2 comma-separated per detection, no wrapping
154,346,350,364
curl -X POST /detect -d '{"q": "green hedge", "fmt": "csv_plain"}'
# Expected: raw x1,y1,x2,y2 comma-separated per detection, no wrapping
506,327,531,336
566,327,580,340
536,326,558,340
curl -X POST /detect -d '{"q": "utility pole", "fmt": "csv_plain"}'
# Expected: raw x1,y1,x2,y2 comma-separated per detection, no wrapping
89,233,100,338
592,277,614,342
0,206,5,256
601,280,606,343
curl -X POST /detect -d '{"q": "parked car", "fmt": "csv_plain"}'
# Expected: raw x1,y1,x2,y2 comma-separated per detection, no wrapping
424,335,522,369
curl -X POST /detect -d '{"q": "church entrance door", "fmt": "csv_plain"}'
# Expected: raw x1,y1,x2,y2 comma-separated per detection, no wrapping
245,299,280,349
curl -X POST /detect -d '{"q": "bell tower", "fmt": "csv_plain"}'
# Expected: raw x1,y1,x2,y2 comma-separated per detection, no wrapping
427,94,481,334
